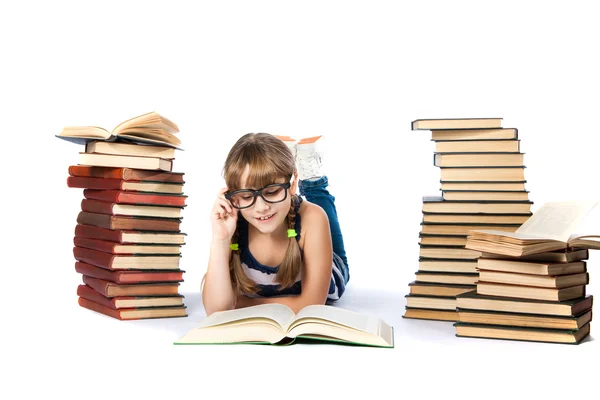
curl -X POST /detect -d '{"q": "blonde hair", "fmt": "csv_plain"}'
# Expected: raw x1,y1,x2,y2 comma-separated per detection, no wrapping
224,133,302,295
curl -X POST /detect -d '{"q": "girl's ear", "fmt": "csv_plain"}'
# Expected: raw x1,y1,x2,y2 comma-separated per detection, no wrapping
290,171,299,194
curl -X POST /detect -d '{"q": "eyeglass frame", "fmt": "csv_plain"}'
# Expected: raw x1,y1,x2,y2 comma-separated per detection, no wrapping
224,182,292,209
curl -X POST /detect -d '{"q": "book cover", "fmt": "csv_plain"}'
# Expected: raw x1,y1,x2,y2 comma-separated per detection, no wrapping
82,275,181,297
77,284,185,309
68,165,185,183
78,297,188,320
75,261,184,283
74,224,187,245
76,212,181,232
83,189,187,206
73,247,181,270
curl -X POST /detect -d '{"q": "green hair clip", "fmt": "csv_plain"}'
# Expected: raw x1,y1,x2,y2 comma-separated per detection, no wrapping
229,243,239,251
287,229,297,238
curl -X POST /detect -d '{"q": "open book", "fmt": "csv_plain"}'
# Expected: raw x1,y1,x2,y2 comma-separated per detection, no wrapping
56,111,181,148
465,201,600,256
174,304,394,347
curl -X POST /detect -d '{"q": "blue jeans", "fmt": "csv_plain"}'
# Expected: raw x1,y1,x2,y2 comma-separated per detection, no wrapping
299,176,350,285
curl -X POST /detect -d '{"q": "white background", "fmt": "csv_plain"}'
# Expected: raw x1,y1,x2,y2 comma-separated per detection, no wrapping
1,1,599,399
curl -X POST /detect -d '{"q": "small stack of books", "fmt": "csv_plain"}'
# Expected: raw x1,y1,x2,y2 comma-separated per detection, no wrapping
57,112,189,320
403,118,533,322
456,201,598,344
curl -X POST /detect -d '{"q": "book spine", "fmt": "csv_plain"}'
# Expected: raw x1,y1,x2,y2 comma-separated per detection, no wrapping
77,211,113,229
73,247,116,269
75,224,123,243
76,261,123,283
77,284,118,309
74,237,118,253
67,176,125,190
83,189,187,206
78,297,123,320
81,199,117,215
69,165,125,179
82,275,112,296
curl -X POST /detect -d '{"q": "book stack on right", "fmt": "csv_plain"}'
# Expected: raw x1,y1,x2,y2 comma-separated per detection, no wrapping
456,201,599,344
57,112,189,320
404,118,534,322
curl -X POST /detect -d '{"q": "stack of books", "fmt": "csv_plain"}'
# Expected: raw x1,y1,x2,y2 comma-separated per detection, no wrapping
454,201,598,344
57,112,189,320
403,118,534,322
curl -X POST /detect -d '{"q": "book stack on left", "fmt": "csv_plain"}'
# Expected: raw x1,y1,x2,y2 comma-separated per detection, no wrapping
57,112,189,320
403,118,533,322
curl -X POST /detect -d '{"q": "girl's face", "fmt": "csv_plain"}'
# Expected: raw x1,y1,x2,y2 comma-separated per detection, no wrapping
236,165,298,235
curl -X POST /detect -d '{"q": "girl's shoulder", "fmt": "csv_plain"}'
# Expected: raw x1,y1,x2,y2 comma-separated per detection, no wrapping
298,199,329,234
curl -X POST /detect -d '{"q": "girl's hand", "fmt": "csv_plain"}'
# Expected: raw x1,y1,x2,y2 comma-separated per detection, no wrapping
211,188,239,241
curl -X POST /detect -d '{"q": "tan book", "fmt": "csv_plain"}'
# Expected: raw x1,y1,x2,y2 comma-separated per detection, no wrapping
423,213,531,224
454,322,590,344
434,153,524,167
78,153,173,171
409,281,476,296
479,249,589,263
416,272,479,285
440,181,526,191
418,259,478,273
419,235,467,246
174,304,394,348
435,140,520,153
403,308,458,322
457,309,592,330
85,141,177,159
442,191,530,201
405,295,457,310
419,246,481,260
476,281,586,301
478,270,589,289
412,118,503,130
431,128,517,141
422,197,532,214
477,258,587,276
466,201,600,256
421,224,519,236
440,167,526,182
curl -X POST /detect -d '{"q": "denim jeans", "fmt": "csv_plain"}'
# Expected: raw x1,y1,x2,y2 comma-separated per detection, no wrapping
299,176,350,285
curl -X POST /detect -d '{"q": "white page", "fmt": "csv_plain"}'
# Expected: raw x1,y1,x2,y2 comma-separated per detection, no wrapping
516,201,598,243
570,202,600,239
289,305,382,334
194,303,295,330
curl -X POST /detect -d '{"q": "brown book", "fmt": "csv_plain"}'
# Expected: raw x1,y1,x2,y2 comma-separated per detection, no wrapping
457,308,592,330
412,118,503,130
477,258,587,276
479,249,589,263
435,140,520,153
75,261,184,283
83,189,187,207
73,247,181,270
69,165,184,183
419,246,481,260
408,281,476,297
418,259,478,273
476,282,586,302
74,237,181,255
415,272,479,285
75,224,186,245
82,275,181,297
77,211,181,232
456,291,593,316
422,196,532,214
440,167,526,182
434,153,525,168
421,224,520,236
442,191,530,201
422,213,531,224
454,322,590,344
419,235,467,246
440,181,526,191
77,284,184,308
431,128,517,141
478,270,589,289
68,176,183,194
78,297,187,320
81,199,183,219
405,295,456,310
403,308,458,322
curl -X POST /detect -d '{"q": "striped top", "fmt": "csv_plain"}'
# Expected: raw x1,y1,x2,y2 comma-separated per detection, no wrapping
238,196,346,303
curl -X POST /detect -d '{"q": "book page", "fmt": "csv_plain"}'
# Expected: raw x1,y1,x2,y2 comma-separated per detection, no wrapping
570,202,600,241
194,303,295,330
288,305,382,334
516,201,598,243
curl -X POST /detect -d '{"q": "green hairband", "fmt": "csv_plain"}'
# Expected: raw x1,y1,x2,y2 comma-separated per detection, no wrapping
229,243,239,251
287,229,297,238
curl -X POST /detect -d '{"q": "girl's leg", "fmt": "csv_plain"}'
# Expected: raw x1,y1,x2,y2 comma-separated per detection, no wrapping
299,176,350,284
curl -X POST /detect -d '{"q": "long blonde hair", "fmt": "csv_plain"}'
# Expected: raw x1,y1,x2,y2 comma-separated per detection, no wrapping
224,133,302,295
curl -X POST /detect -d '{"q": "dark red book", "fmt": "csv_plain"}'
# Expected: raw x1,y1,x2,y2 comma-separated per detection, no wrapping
78,297,187,320
82,275,181,297
81,199,183,219
67,176,183,194
77,211,181,231
73,247,181,270
73,237,181,255
69,165,185,183
75,261,184,283
83,189,187,206
74,224,187,245
77,284,184,308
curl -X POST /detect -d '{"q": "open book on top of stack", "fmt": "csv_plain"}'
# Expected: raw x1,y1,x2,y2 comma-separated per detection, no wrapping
403,117,533,323
57,112,188,320
174,304,394,348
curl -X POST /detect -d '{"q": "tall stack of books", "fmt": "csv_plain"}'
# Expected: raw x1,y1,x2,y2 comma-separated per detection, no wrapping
455,201,598,344
57,112,189,320
403,118,534,322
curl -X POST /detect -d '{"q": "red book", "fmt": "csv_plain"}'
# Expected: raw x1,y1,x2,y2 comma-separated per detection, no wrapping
69,165,185,182
81,199,183,219
77,211,181,231
67,176,183,194
77,284,184,308
83,189,187,206
74,224,187,245
73,237,181,255
73,247,181,270
82,275,181,297
78,297,187,320
75,261,184,283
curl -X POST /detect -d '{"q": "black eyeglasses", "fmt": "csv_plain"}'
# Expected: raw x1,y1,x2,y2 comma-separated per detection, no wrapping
225,182,291,209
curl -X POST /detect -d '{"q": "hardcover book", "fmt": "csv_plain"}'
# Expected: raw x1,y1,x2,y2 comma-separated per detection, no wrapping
75,261,184,283
73,247,181,270
74,224,186,245
78,297,187,320
83,189,187,207
77,211,181,232
82,275,181,297
69,165,185,183
77,284,185,308
68,176,183,194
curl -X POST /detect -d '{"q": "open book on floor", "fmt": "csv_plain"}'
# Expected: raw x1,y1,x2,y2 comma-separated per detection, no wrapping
174,303,394,348
466,200,600,256
56,111,181,148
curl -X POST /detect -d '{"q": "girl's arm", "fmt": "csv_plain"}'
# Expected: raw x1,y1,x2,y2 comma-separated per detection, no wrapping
236,205,332,313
